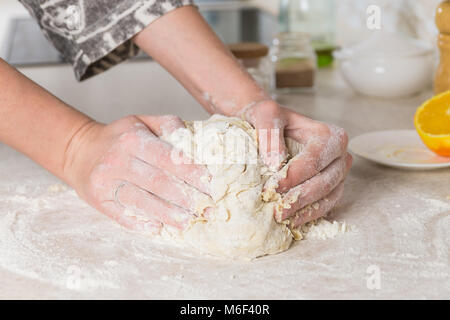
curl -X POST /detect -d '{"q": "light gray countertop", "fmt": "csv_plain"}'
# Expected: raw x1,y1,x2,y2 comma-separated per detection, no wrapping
0,63,449,299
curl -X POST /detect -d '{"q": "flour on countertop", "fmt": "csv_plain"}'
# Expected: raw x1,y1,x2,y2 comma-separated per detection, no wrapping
0,142,449,298
302,218,354,240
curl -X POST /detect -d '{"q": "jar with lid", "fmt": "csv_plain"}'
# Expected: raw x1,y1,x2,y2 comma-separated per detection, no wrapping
228,42,271,93
270,32,317,94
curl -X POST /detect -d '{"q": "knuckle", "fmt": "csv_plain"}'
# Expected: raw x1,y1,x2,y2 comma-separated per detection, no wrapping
124,115,141,123
262,100,281,113
117,130,138,145
320,123,349,155
331,125,348,147
341,130,349,148
112,115,143,129
116,128,152,150
315,121,330,134
160,115,184,133
313,157,322,173
250,100,281,122
161,114,182,122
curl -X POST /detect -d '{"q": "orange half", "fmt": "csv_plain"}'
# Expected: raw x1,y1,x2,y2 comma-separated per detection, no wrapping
414,91,450,157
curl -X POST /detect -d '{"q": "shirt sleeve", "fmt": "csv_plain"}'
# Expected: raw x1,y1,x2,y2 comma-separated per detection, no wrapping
18,0,195,81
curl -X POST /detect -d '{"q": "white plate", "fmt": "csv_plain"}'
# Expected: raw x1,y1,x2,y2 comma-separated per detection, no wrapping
349,130,450,170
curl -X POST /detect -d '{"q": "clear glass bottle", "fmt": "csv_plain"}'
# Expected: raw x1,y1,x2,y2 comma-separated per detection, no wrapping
270,32,317,94
279,0,337,68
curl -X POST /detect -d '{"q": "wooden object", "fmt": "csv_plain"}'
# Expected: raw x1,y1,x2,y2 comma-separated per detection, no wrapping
435,0,450,94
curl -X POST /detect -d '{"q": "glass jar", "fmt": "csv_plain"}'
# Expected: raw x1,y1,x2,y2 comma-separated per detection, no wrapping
270,32,317,94
279,0,337,68
228,42,271,93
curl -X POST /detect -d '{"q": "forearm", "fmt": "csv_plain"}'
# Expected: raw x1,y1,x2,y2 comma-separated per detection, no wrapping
133,5,270,116
0,59,95,182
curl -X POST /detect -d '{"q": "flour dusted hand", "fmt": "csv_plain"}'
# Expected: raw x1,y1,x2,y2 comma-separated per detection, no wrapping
241,102,352,229
63,115,213,234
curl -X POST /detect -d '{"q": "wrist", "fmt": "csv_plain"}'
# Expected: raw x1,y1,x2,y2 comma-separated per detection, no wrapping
62,120,104,190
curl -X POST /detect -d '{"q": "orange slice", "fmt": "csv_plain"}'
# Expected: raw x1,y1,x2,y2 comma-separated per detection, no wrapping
414,91,450,157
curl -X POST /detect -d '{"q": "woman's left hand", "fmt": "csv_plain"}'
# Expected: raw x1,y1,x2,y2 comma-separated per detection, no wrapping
241,100,352,228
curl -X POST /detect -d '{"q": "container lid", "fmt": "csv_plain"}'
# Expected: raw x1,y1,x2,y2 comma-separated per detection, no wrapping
334,32,433,59
228,42,269,59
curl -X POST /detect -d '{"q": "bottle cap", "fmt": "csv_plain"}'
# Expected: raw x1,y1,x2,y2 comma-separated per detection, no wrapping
228,42,269,59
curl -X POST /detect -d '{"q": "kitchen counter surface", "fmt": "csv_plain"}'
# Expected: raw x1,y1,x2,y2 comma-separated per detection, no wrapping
0,63,449,299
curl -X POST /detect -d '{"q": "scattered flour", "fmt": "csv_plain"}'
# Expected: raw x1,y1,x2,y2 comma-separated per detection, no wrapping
0,143,448,299
302,218,354,240
47,183,68,193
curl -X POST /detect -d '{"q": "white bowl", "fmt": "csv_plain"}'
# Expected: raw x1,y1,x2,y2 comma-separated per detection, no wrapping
334,33,435,98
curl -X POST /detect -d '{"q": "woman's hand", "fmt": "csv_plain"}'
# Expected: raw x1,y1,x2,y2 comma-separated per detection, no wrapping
63,115,213,234
241,101,352,228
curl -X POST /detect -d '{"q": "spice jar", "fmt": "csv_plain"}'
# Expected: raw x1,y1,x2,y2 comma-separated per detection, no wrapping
270,32,317,94
228,42,271,92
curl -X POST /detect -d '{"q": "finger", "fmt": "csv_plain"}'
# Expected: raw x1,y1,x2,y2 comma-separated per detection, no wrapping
136,138,211,195
99,200,163,234
127,157,214,215
257,124,288,171
289,182,345,229
277,123,348,192
242,102,288,171
278,153,352,221
136,114,185,137
115,182,192,230
128,119,211,195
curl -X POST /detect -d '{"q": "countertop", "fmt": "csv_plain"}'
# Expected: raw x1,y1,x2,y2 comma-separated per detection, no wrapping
0,62,449,299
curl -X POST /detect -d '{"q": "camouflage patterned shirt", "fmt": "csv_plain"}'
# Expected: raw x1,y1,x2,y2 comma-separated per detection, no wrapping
19,0,194,81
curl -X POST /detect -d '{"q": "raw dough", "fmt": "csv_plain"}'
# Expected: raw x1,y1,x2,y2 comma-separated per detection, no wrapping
160,115,295,259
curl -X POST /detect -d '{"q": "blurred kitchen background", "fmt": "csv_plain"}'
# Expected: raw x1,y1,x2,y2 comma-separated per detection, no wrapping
1,0,440,57
0,0,444,121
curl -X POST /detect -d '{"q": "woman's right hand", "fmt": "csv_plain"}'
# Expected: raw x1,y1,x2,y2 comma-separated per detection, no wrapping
63,115,213,234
